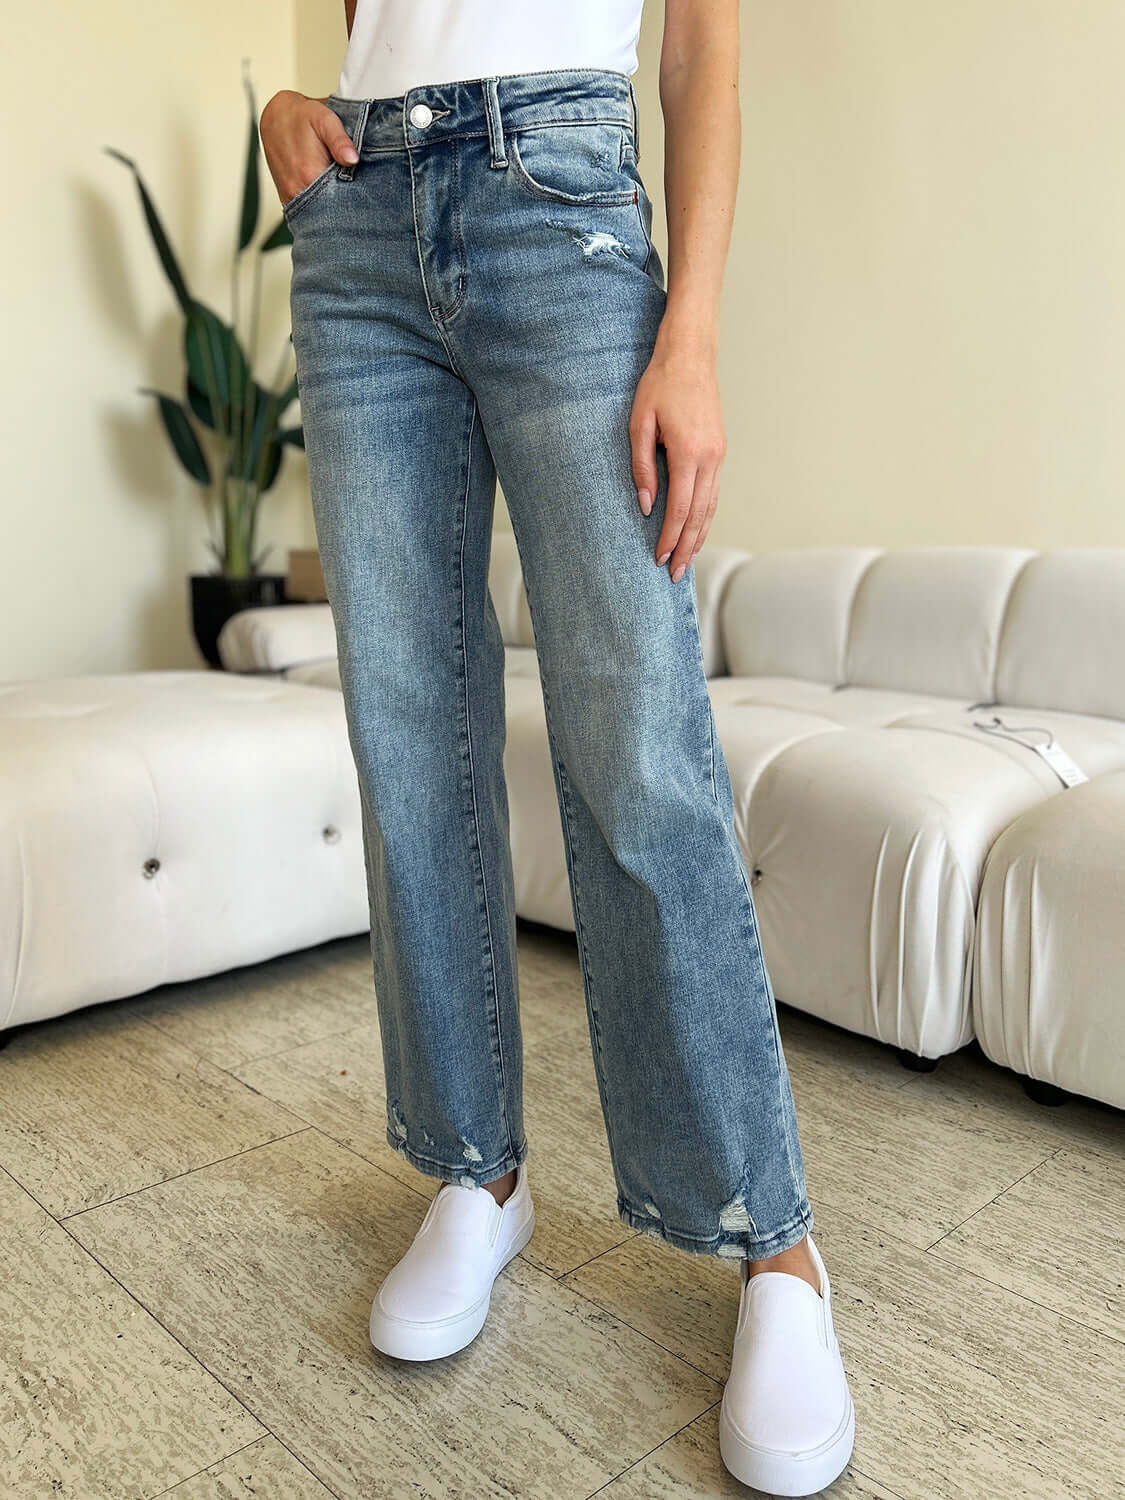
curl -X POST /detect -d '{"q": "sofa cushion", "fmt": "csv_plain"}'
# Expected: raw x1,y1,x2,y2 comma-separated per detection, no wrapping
708,675,966,728
994,548,1125,722
711,710,1060,1057
887,701,1125,786
0,673,367,1030
488,529,536,649
720,548,882,683
974,768,1125,1109
844,547,1035,701
218,603,337,674
287,659,343,690
690,544,749,677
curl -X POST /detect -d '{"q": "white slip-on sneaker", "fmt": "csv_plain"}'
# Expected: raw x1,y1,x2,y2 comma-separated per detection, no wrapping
719,1232,855,1496
369,1160,535,1361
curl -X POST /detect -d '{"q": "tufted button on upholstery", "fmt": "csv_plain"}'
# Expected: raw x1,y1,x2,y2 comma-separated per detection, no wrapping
409,103,434,129
143,857,161,878
323,825,341,844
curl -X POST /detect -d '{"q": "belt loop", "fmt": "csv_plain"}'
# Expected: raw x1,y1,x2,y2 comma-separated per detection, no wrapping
628,78,641,163
482,78,508,168
337,97,372,181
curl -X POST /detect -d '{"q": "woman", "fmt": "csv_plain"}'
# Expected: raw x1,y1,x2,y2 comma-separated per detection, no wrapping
261,1,854,1491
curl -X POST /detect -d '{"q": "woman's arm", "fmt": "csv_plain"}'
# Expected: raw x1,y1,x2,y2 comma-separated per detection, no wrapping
630,0,740,583
260,2,358,204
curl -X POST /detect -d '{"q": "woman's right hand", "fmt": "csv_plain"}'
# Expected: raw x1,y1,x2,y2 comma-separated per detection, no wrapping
260,90,359,209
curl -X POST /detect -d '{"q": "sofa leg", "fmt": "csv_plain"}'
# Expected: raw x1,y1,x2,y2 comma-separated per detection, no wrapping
1023,1077,1069,1107
897,1048,939,1073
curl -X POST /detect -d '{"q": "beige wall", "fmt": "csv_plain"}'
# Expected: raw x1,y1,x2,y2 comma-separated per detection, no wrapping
687,0,1125,550
2,1,311,679
7,3,1124,677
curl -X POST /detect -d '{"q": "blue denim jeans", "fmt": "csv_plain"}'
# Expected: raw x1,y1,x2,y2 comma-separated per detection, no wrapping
286,67,813,1260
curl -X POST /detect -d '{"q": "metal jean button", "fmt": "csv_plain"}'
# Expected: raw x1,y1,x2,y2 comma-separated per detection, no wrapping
409,103,433,129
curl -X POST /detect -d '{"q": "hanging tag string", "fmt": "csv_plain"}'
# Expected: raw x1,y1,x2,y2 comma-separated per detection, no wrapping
972,715,1089,789
972,714,1055,751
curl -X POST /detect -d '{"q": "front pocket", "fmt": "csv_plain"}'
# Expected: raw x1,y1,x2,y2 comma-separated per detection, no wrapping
282,159,339,223
508,123,639,207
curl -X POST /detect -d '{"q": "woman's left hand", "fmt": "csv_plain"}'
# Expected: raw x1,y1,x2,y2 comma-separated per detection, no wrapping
629,335,726,582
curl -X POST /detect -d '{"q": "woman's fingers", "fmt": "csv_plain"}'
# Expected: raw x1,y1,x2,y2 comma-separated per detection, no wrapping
629,403,659,517
314,104,360,168
628,359,725,579
688,465,721,569
656,451,696,573
658,443,723,581
666,466,713,581
263,93,360,205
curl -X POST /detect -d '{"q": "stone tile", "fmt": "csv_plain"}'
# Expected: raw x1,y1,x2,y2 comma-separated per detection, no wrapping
514,922,592,1048
233,997,636,1279
0,1005,304,1217
777,1001,916,1095
901,1042,1125,1164
563,1207,1125,1500
0,1168,262,1500
231,1020,396,1177
520,1028,636,1277
786,1048,1058,1247
563,1233,740,1384
929,1146,1125,1342
128,935,377,1069
595,1404,903,1499
67,1129,718,1500
159,1436,334,1498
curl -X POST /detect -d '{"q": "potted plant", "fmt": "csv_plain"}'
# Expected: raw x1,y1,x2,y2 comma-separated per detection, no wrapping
107,64,304,667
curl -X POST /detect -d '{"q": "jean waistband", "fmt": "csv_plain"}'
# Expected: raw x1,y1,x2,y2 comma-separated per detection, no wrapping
327,67,639,160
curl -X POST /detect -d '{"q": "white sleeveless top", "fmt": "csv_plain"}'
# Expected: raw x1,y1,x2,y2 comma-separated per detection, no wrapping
336,0,645,101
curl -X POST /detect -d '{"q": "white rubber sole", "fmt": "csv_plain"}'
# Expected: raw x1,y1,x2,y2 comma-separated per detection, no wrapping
369,1206,535,1361
718,1390,855,1496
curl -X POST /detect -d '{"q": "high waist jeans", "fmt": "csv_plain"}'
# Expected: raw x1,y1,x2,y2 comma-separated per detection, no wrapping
286,68,813,1260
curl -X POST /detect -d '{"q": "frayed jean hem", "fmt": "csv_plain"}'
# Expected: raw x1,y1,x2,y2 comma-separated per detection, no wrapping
385,1127,528,1188
617,1196,815,1262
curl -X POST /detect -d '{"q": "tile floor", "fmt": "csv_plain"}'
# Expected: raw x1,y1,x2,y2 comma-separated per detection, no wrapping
2,924,1123,1499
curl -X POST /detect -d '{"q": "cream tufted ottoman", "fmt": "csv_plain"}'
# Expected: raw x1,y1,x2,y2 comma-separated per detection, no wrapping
0,672,368,1034
974,768,1125,1111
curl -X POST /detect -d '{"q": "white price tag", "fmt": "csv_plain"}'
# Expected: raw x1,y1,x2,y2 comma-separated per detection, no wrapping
1034,740,1088,788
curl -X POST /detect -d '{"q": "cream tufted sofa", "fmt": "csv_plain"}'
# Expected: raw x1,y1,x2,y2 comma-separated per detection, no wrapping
0,672,368,1035
218,536,1125,1111
6,543,1124,1113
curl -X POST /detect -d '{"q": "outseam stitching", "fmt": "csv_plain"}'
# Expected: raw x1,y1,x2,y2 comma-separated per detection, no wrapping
456,397,515,1160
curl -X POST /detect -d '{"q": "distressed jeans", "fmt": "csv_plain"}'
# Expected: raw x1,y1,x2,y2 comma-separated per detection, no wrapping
286,68,814,1260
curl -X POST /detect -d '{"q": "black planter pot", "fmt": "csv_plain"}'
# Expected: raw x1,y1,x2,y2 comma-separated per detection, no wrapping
190,572,289,668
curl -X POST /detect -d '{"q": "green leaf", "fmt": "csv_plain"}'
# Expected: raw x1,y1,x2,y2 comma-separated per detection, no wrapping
238,71,261,252
139,387,211,484
235,381,292,487
186,372,218,429
184,300,250,421
104,147,192,312
276,372,299,413
260,217,293,252
256,441,285,493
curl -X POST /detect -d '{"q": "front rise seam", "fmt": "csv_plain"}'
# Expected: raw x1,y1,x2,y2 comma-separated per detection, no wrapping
406,132,465,372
